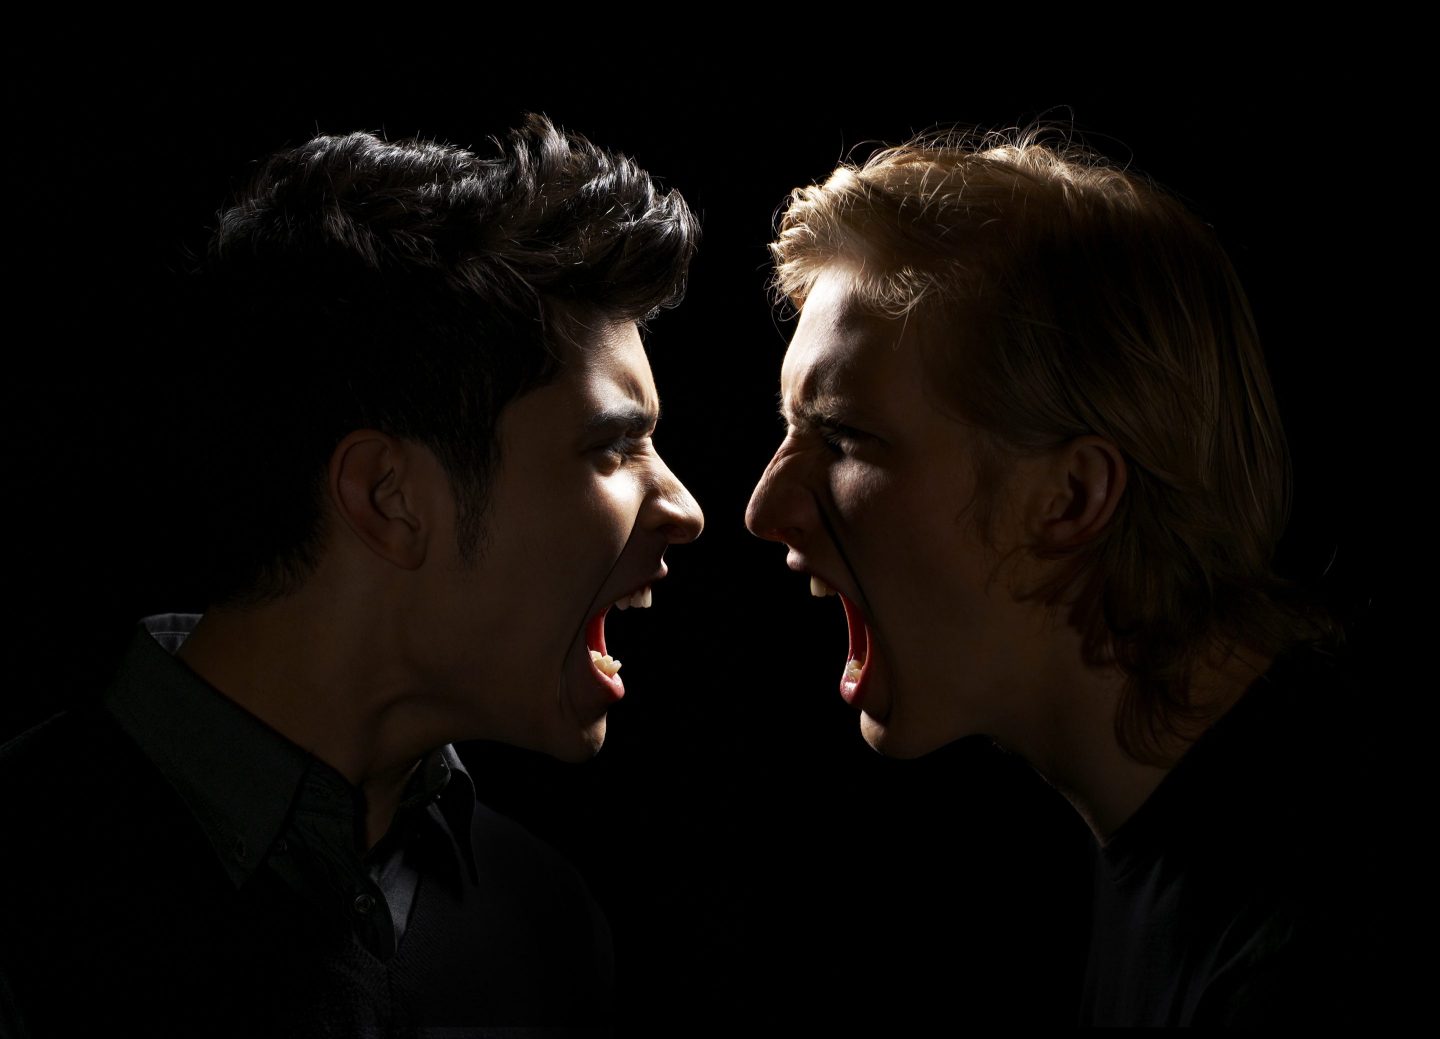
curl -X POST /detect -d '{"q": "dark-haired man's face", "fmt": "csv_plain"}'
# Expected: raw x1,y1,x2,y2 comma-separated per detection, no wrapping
413,321,703,761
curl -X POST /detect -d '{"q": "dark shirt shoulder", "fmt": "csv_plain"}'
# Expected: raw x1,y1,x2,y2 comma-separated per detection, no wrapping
1080,648,1387,1026
0,701,211,882
1,705,308,1036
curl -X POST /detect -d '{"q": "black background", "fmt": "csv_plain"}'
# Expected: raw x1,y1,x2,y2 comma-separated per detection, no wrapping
6,47,1401,1030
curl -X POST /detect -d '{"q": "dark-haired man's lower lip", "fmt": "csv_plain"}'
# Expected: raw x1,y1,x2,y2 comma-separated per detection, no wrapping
589,660,625,702
839,593,871,707
584,607,625,703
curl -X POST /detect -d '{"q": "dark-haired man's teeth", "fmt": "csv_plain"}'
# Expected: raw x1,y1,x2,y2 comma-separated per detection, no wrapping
845,658,863,681
810,576,837,598
589,649,622,677
615,585,653,611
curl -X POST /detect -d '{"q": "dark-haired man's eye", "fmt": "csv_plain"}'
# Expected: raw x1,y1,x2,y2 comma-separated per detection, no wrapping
602,436,645,463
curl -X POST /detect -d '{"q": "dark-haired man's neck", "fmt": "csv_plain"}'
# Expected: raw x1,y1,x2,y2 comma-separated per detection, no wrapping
176,575,449,851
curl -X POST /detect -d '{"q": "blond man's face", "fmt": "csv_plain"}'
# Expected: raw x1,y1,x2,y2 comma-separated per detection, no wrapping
746,269,1053,757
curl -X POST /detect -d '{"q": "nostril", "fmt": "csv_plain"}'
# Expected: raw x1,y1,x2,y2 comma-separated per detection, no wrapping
745,501,798,544
663,518,702,545
656,492,704,545
757,525,801,546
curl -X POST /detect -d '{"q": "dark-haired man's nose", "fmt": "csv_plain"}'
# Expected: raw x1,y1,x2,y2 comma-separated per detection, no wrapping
745,447,813,547
648,455,704,545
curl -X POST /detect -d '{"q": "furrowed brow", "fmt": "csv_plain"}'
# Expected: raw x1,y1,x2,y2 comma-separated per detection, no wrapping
779,392,847,429
584,403,660,435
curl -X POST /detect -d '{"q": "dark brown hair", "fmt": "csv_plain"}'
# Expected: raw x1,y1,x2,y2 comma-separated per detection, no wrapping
186,115,698,606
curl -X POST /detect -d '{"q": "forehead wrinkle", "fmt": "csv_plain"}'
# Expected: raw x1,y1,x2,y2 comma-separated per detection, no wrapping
780,346,850,424
614,368,661,419
783,297,910,430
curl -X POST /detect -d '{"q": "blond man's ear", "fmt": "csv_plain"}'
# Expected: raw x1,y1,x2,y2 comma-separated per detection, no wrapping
1025,435,1128,552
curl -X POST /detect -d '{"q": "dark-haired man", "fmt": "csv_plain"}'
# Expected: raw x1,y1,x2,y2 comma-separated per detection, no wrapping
1,117,703,1036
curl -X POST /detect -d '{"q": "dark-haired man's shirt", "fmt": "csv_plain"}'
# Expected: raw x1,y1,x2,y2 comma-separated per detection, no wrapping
0,616,613,1038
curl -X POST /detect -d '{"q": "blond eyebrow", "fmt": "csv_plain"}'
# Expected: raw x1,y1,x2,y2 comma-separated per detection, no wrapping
778,392,850,428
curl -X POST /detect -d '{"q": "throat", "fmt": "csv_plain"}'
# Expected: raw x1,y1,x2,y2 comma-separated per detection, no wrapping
360,757,424,851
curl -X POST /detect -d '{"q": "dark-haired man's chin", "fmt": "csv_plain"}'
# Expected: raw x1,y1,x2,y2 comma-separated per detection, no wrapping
538,648,624,762
559,718,608,764
502,708,605,763
505,718,607,764
545,684,613,763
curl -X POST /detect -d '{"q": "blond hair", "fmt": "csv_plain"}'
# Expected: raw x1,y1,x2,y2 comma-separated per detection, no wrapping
773,129,1326,763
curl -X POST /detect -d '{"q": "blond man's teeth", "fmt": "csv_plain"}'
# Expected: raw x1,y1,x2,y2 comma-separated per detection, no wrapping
613,584,653,611
589,650,622,677
810,576,838,598
845,658,864,681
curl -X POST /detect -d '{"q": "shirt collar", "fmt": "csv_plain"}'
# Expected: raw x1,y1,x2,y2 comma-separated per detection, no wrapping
430,743,480,885
103,614,478,888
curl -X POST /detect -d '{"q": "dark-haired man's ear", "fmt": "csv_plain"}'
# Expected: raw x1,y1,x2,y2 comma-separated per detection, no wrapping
330,431,428,570
1031,436,1127,550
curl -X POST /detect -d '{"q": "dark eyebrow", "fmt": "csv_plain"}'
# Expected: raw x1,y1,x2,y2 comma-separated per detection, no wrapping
583,402,660,436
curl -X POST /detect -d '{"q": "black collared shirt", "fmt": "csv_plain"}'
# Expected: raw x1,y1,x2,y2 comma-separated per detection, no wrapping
0,618,613,1038
109,614,479,962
